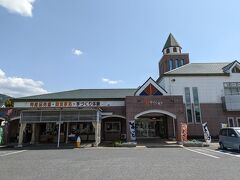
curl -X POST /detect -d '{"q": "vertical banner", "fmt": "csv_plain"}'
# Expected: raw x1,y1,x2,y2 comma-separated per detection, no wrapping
180,123,188,142
202,122,211,144
129,120,136,141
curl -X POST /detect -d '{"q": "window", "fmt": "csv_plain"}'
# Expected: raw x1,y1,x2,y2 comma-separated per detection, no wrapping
166,48,170,54
224,82,240,95
228,117,235,127
175,59,179,68
180,59,185,66
185,87,193,123
192,87,202,123
220,129,227,136
232,66,240,73
168,59,173,71
228,129,237,137
236,117,240,127
173,47,177,52
105,122,121,132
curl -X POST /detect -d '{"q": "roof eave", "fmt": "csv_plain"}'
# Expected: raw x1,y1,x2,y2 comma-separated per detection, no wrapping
162,73,230,77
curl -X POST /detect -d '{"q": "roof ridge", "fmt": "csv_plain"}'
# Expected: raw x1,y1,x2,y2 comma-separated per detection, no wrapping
164,63,191,74
190,62,230,64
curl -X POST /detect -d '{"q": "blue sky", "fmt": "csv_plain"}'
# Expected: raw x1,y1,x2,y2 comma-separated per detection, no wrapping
1,0,240,97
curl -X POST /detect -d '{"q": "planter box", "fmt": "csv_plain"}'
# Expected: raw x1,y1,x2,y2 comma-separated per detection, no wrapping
115,142,136,147
183,141,209,147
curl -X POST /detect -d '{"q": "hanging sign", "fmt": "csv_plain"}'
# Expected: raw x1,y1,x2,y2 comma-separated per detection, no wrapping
180,123,188,142
129,120,136,141
202,122,211,144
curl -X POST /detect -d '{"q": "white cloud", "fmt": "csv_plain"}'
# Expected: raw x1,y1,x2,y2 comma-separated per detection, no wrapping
72,48,83,56
102,78,123,85
0,69,48,97
0,0,35,17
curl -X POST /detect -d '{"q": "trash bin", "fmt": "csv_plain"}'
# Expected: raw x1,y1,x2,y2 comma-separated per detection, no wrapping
75,136,81,148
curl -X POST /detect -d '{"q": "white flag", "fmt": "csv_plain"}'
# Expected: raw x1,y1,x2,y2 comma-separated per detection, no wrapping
202,122,211,144
129,120,136,141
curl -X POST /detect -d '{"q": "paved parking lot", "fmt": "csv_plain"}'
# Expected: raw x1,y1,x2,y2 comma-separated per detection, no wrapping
0,146,240,180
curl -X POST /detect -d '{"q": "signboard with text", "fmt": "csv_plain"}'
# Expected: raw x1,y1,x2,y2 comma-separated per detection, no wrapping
14,101,125,108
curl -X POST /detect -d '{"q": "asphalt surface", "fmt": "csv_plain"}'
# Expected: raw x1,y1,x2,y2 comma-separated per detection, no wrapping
0,146,240,180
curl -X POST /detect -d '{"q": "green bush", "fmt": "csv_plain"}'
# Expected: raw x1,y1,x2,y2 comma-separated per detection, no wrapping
112,140,122,147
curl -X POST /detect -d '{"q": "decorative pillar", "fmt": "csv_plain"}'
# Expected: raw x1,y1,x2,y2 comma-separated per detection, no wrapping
30,124,36,144
92,110,101,146
18,123,26,147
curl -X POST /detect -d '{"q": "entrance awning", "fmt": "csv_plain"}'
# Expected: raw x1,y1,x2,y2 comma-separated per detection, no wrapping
20,109,101,123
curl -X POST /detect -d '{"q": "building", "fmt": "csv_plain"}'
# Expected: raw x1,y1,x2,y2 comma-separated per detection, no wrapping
1,33,240,147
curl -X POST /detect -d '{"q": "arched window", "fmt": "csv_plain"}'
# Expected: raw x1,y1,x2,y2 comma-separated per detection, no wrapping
175,59,179,68
166,48,170,54
173,47,177,52
168,59,173,71
180,59,185,66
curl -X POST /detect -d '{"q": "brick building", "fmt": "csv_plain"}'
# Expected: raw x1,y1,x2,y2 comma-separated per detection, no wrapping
1,34,240,146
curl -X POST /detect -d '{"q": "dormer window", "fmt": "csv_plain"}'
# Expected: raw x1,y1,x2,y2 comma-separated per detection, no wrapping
232,66,240,73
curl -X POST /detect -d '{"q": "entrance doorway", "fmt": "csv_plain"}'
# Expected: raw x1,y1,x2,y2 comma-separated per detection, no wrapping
135,118,167,139
134,109,177,141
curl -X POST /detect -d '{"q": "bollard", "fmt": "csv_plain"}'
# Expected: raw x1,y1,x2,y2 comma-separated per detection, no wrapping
76,136,81,148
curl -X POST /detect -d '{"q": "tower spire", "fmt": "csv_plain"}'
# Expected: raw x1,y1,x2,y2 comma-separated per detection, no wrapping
162,33,182,54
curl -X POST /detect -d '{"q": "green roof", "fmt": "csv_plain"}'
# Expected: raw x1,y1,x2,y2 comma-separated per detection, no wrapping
162,33,181,51
14,88,136,101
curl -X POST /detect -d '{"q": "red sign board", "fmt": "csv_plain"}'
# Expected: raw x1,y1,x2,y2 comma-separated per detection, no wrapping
180,123,188,142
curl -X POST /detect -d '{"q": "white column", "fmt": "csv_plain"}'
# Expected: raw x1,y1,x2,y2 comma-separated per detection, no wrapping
173,117,176,138
65,122,69,144
92,121,97,146
57,111,62,148
30,124,36,144
18,123,26,147
57,122,61,148
93,110,101,147
96,111,101,146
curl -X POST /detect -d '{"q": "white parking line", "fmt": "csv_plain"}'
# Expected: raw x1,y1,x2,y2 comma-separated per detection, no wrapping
183,147,220,159
202,148,240,158
0,150,27,157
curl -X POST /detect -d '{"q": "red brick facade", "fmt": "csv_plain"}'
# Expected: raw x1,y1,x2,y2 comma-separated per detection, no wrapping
125,96,186,141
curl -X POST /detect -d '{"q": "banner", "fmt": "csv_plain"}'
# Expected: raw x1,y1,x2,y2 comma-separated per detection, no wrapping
202,122,211,144
129,120,136,141
180,123,188,142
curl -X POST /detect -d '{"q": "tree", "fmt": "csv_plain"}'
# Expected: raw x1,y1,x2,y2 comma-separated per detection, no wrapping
4,99,14,108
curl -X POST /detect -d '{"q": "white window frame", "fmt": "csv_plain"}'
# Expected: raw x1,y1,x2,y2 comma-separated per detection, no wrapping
105,122,121,132
192,87,202,124
227,117,235,127
236,117,240,127
184,87,194,124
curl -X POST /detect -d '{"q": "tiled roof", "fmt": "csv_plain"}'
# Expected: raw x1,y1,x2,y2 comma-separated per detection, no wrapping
164,63,230,75
14,89,136,101
162,33,181,51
